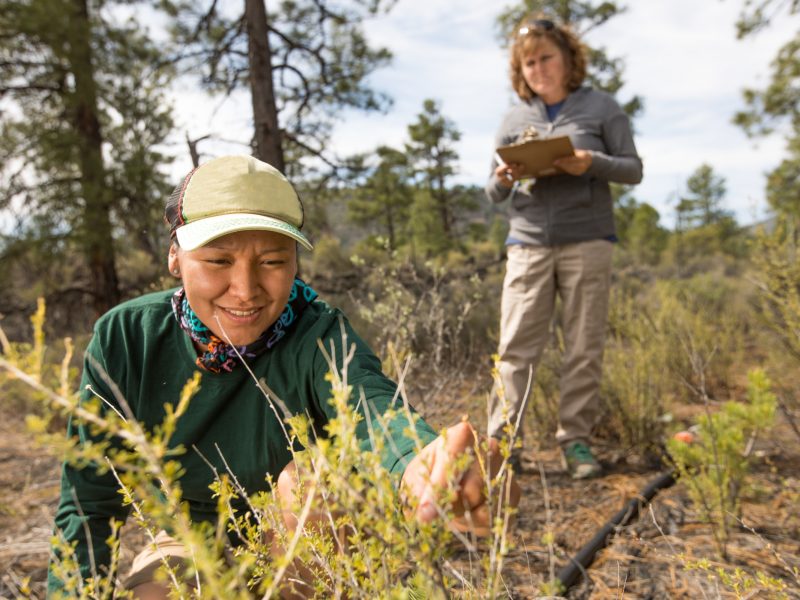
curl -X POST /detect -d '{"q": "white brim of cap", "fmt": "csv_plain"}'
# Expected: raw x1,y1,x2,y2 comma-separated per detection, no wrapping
175,213,313,251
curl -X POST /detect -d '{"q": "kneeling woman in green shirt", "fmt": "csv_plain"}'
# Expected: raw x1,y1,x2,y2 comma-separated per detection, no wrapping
48,155,519,598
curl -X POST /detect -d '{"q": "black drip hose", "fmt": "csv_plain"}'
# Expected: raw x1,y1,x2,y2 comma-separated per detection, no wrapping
555,470,677,592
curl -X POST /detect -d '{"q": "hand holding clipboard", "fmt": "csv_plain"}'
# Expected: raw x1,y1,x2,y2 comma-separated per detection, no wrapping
495,136,575,178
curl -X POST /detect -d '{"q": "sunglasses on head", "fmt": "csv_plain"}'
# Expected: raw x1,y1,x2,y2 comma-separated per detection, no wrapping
518,19,555,36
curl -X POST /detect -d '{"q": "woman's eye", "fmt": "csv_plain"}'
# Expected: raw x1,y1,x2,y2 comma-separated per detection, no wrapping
205,258,230,265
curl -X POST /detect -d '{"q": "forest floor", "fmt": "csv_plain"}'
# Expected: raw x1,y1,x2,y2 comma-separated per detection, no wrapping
1,388,799,599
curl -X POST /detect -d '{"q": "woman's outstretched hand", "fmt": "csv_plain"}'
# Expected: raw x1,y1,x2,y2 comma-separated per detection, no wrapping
401,421,521,536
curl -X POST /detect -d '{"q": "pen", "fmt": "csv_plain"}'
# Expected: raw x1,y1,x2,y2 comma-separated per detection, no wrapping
495,151,516,182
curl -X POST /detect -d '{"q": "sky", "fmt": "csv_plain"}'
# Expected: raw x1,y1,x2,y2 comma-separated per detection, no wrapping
170,0,800,228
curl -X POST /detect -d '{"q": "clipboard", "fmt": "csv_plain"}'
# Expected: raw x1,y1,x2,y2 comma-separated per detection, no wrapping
496,136,575,178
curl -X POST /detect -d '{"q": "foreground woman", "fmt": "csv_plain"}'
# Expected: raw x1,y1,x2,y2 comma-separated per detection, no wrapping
49,155,518,597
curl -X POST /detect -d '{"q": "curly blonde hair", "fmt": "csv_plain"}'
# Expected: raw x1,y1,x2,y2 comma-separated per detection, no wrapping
509,17,587,101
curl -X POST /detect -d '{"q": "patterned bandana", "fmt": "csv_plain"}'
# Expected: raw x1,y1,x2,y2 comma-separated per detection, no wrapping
171,278,318,373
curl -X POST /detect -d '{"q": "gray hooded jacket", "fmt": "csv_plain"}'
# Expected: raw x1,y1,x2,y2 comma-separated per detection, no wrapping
486,87,643,246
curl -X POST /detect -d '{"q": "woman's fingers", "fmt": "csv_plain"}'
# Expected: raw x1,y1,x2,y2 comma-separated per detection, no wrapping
554,149,592,175
495,162,524,186
402,421,520,535
412,422,473,521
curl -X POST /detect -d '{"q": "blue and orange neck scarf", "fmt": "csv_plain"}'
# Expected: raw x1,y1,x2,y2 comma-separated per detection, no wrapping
171,278,318,373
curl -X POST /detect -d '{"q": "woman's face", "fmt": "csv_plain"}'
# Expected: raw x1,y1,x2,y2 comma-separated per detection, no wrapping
520,37,569,104
169,230,297,347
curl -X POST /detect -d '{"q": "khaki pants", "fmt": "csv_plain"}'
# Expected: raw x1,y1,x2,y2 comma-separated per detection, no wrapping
488,240,613,446
122,531,195,590
122,531,242,592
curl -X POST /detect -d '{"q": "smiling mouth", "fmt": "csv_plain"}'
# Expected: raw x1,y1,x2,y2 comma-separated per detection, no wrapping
222,307,261,317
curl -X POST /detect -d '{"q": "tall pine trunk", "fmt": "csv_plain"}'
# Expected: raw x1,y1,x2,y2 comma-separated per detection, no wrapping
66,0,120,319
245,0,284,171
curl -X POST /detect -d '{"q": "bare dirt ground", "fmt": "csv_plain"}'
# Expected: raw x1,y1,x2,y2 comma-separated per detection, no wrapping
1,396,798,599
0,416,60,598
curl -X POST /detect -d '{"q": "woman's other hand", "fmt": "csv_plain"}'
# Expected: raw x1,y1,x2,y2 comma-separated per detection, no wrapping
553,149,593,175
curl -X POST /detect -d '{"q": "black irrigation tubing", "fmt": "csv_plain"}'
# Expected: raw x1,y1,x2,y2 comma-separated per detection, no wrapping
554,470,678,592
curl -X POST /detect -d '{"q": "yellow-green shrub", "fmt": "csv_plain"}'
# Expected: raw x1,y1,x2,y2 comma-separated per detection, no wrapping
2,308,517,599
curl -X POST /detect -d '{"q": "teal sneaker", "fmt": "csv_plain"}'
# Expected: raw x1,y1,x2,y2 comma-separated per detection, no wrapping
561,441,602,480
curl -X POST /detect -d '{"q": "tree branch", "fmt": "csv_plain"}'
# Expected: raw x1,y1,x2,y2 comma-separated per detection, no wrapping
0,84,61,96
281,129,342,172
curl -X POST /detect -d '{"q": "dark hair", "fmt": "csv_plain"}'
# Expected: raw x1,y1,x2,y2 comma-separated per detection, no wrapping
164,168,196,241
509,15,587,101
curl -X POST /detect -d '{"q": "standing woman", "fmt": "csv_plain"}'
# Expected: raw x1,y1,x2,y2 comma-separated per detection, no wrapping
486,17,642,479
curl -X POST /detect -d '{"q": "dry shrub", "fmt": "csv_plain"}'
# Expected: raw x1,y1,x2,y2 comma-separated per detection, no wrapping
650,276,750,403
751,220,800,411
348,257,492,378
600,290,672,456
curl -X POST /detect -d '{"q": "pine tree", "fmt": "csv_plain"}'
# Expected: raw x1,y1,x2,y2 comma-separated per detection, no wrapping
347,146,414,251
677,164,730,230
734,1,800,221
672,165,742,261
159,0,393,179
628,202,667,265
614,191,667,266
0,0,175,326
406,99,474,251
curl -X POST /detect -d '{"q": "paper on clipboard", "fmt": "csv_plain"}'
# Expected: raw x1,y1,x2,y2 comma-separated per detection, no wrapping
495,136,575,178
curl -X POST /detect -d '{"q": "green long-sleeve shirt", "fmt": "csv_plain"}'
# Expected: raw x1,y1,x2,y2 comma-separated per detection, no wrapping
48,289,436,594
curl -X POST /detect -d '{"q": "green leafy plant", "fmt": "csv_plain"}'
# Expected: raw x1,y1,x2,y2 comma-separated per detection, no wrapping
668,368,777,559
